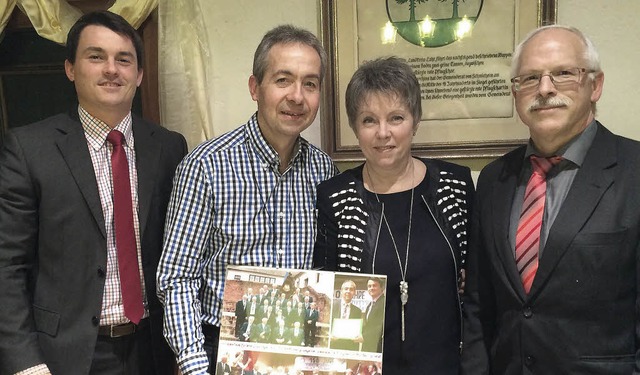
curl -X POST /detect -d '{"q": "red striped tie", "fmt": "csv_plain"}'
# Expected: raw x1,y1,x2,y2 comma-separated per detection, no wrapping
107,130,144,324
515,155,561,294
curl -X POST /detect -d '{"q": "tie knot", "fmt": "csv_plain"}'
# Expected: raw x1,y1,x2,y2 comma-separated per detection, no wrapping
107,129,125,147
530,155,562,177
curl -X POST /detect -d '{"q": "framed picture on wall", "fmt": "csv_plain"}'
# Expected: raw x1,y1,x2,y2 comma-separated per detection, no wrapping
319,0,557,160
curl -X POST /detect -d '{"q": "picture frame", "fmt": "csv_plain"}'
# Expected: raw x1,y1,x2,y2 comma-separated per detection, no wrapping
320,0,557,160
215,266,386,374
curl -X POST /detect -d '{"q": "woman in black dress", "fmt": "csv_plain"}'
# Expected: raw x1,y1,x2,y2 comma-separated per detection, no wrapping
313,56,474,373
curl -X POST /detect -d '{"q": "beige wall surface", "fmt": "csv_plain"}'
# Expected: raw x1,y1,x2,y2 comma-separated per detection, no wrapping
558,1,640,142
440,3,640,180
201,0,323,145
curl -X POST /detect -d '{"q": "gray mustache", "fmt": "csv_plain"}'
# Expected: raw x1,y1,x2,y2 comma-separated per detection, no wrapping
528,97,571,111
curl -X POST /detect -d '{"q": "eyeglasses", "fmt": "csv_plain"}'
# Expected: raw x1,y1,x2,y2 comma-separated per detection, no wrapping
511,67,595,92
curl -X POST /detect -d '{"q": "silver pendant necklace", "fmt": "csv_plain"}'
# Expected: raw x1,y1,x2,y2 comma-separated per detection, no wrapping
366,161,414,341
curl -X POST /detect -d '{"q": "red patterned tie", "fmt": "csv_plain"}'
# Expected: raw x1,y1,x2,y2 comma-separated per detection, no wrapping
515,155,561,294
107,130,144,324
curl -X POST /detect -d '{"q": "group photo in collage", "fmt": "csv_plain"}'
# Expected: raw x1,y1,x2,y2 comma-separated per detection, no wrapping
215,267,384,374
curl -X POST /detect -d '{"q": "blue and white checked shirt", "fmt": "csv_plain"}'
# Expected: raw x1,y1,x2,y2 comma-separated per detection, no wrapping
157,113,337,374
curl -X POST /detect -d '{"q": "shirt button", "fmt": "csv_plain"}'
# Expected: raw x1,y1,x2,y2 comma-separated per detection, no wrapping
278,249,285,255
277,212,285,219
523,307,533,318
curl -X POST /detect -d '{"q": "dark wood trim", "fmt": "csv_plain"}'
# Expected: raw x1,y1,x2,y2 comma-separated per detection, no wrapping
540,0,557,25
139,12,160,125
6,7,32,29
319,0,336,154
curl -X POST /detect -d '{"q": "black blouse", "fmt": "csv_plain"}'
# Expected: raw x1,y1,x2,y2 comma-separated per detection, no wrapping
366,173,459,373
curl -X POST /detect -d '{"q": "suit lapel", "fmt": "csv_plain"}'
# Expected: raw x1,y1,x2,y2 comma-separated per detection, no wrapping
490,148,528,297
530,125,616,295
132,118,161,240
55,116,106,237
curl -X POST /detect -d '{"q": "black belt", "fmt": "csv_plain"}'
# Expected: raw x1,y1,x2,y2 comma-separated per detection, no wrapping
98,319,147,338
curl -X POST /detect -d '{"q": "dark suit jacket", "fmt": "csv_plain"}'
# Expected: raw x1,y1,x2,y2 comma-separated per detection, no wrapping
462,123,640,374
246,301,259,318
0,110,187,374
271,326,289,344
216,361,231,374
235,300,248,336
361,295,385,353
330,301,362,350
239,321,254,342
254,323,271,343
287,308,305,327
305,308,318,327
288,327,305,346
257,294,269,306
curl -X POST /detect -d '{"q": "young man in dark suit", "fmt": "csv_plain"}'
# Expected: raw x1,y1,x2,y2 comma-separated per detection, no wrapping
0,11,187,375
462,25,640,374
234,295,249,340
361,278,385,353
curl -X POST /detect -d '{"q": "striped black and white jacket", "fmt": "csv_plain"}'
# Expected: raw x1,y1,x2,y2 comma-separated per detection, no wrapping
313,158,474,278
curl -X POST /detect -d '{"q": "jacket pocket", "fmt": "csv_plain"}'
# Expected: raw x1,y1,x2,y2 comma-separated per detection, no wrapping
580,354,635,362
571,228,627,246
575,354,635,375
33,304,60,337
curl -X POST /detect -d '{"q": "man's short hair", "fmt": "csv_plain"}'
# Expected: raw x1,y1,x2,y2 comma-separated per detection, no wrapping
252,24,327,84
66,10,144,70
368,277,385,289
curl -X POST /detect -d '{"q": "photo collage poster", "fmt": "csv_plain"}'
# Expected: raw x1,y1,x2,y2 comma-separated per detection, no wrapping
214,266,387,374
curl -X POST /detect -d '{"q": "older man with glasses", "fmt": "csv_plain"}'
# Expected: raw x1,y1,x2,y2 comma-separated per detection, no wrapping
462,25,640,375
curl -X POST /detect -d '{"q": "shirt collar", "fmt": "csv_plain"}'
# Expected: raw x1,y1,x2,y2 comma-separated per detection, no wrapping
79,105,134,150
245,112,307,171
525,120,597,167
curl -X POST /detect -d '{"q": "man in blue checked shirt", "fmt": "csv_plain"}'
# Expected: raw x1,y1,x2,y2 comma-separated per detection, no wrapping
157,24,338,375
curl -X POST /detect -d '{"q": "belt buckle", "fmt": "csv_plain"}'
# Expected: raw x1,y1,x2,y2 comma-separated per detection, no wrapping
110,323,135,337
110,325,118,338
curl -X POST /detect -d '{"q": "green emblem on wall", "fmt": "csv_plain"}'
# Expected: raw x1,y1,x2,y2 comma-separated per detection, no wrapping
386,0,484,47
